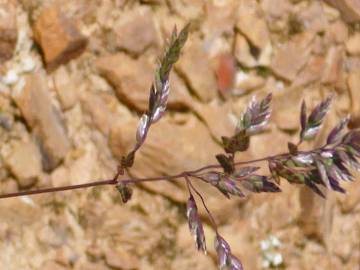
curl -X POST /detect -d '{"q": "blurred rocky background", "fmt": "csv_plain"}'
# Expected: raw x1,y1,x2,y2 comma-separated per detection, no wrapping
1,0,360,269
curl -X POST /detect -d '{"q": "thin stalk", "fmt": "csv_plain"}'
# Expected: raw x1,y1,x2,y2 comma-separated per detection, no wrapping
0,179,117,199
0,147,326,200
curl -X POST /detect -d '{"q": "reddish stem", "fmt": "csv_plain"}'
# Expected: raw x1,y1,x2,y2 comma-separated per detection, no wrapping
0,148,325,200
0,179,116,199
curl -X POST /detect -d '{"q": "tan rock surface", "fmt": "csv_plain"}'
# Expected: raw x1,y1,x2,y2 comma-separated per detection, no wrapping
272,88,303,131
114,7,157,55
299,1,328,33
0,0,17,62
53,66,78,110
327,20,349,44
237,0,270,51
321,46,344,85
325,0,360,23
271,32,314,81
3,140,42,188
176,39,218,102
97,53,192,111
192,101,235,139
234,34,257,68
347,69,360,117
105,249,139,270
33,4,87,72
13,73,71,170
291,55,325,88
0,1,360,270
346,33,360,55
80,92,118,136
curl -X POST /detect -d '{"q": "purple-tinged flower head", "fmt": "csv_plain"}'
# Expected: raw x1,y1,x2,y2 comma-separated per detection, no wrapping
237,93,272,136
215,235,243,270
136,114,149,144
327,115,350,145
300,95,333,141
186,195,206,253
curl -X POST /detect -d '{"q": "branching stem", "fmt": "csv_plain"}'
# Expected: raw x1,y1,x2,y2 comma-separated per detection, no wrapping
0,148,327,200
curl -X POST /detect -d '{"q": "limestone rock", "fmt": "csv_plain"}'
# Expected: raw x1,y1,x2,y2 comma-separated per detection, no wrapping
41,261,67,270
0,0,17,62
97,53,191,111
330,214,360,264
347,69,360,117
291,55,325,88
114,7,157,55
272,89,303,130
4,140,42,188
50,166,70,188
168,0,205,21
37,224,65,247
249,128,291,165
169,72,194,108
96,53,152,111
337,180,360,213
75,262,110,270
298,186,333,241
298,1,328,33
192,101,235,139
105,249,139,270
321,46,344,85
203,1,239,36
234,34,257,68
33,4,88,72
234,71,265,94
0,197,41,225
261,0,291,18
218,222,259,270
174,224,215,270
0,178,18,194
80,92,119,136
176,39,217,102
271,32,314,81
327,20,348,44
13,73,71,170
53,66,78,110
236,0,270,51
324,0,360,23
346,33,360,55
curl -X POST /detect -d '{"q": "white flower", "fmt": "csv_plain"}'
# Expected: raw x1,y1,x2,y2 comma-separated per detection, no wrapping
262,260,270,268
1,70,19,85
260,240,270,251
272,253,283,266
269,235,281,248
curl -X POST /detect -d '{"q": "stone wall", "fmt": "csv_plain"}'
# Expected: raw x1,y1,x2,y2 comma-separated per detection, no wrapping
0,0,360,269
